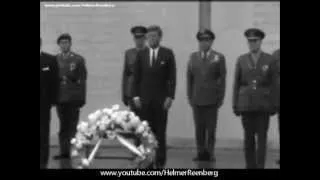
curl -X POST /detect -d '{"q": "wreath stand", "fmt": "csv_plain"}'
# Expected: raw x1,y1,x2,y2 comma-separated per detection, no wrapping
72,133,157,169
70,105,158,169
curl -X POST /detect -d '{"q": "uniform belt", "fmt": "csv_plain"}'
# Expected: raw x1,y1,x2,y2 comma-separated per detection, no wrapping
240,84,270,88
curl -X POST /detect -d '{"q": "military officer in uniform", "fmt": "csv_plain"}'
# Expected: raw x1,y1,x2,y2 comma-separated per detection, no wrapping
53,33,88,159
40,37,59,168
187,29,227,162
232,28,277,169
122,26,147,115
121,26,147,156
272,48,280,165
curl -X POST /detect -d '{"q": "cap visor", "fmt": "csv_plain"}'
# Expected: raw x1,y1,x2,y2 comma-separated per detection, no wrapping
247,37,260,40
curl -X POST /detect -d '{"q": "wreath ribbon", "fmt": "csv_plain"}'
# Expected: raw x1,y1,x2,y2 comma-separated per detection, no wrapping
70,105,158,169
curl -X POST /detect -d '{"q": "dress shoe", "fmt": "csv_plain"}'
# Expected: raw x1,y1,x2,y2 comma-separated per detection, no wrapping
155,163,165,169
193,154,206,161
53,154,70,160
207,155,216,162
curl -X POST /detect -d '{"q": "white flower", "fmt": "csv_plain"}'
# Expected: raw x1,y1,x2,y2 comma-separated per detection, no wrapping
88,110,102,123
102,108,112,115
71,149,79,157
145,148,151,154
111,104,120,111
148,136,155,144
136,124,145,134
75,142,83,149
142,131,149,137
110,113,118,121
70,138,77,145
130,117,141,128
117,111,127,122
81,158,90,167
115,114,124,125
77,121,89,133
128,112,136,119
141,121,149,127
97,122,107,132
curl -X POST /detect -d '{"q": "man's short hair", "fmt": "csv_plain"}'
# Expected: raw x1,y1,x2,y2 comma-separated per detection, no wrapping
147,25,163,37
57,33,72,44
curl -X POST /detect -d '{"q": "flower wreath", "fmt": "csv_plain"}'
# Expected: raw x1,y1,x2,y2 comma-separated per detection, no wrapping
70,105,158,169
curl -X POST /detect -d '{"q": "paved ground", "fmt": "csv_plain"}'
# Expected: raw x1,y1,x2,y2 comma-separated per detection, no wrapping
48,146,280,169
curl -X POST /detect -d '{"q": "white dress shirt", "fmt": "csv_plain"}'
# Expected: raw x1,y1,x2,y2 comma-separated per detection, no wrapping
201,50,211,60
149,47,160,66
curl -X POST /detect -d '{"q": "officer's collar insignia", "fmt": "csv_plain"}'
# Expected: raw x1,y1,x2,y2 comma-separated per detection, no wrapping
213,54,220,62
70,63,76,71
262,65,269,72
42,67,50,71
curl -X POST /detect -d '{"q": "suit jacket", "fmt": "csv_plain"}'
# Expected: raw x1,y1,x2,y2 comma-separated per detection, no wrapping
232,51,277,113
40,52,59,108
121,48,144,106
272,49,280,110
132,46,177,103
56,52,87,107
187,49,227,106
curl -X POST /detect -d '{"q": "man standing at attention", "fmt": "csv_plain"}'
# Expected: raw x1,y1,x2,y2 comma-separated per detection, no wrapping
40,37,59,168
132,25,177,169
121,26,147,156
122,26,147,116
233,28,277,169
187,29,227,162
272,48,280,165
53,33,88,160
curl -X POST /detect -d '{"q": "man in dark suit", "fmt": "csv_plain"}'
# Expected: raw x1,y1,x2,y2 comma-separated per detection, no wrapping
272,48,280,165
187,29,227,162
232,28,277,169
54,33,88,160
40,37,59,169
132,25,177,169
121,26,147,157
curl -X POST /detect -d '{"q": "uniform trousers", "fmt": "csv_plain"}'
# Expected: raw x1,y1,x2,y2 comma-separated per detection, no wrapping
40,105,51,169
192,105,218,157
241,112,270,169
56,103,80,155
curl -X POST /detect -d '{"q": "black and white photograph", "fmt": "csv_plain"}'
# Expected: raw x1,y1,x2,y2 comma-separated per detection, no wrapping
40,0,280,175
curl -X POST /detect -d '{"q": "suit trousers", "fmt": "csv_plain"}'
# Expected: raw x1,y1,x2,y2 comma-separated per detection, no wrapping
56,103,80,155
192,105,218,157
140,99,168,167
278,111,280,158
278,111,280,137
40,105,51,169
241,112,270,169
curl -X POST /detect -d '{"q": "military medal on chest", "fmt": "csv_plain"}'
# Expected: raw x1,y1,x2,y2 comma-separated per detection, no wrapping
70,62,77,71
210,54,220,64
262,65,269,73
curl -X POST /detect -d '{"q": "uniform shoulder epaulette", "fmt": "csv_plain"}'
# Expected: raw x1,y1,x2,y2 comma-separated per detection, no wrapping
125,48,136,54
